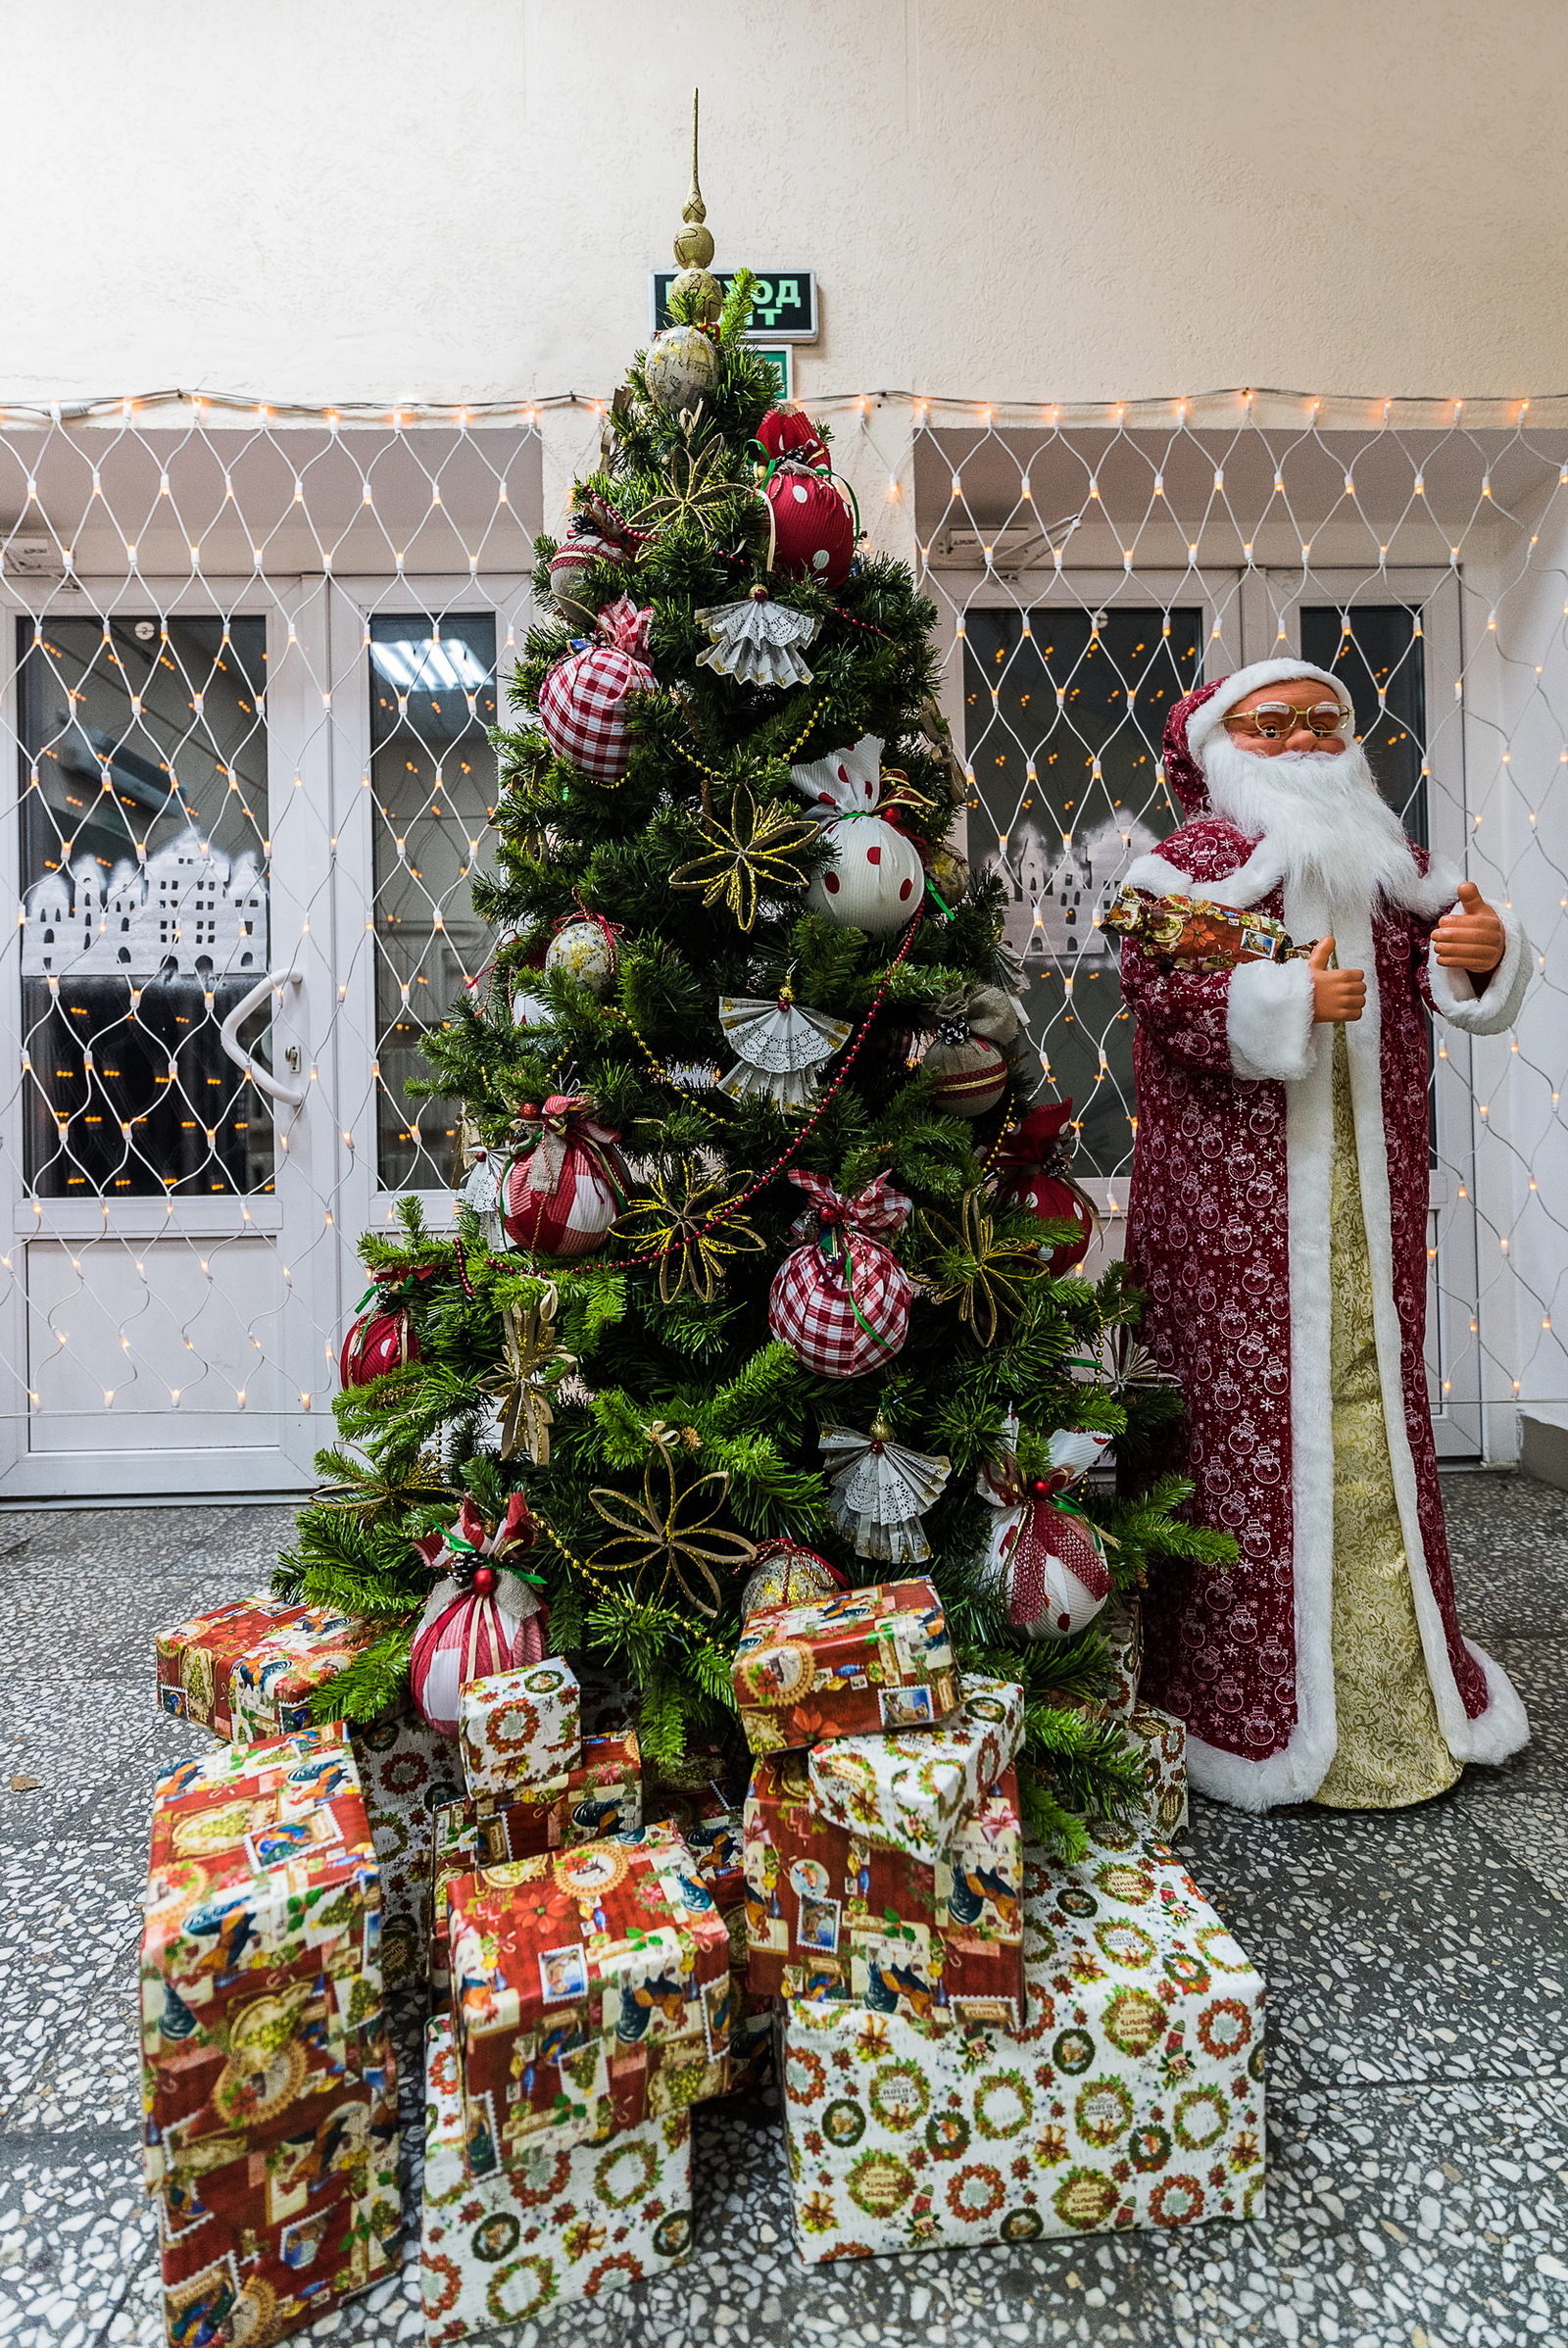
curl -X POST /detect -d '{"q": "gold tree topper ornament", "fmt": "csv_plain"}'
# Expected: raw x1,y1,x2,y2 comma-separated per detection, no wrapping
480,1287,574,1464
921,1187,1054,1347
670,89,721,318
612,1162,766,1304
669,785,820,932
587,1431,757,1616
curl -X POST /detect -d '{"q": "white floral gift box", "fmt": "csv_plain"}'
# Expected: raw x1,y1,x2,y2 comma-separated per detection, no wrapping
457,1656,582,1799
779,1822,1263,2260
805,1674,1025,1865
421,2015,693,2339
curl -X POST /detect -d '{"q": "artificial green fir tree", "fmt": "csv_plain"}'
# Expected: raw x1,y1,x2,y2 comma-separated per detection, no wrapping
278,141,1232,1854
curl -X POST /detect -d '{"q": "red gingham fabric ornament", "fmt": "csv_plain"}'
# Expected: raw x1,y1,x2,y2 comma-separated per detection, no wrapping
410,1495,549,1737
536,594,656,783
502,1095,626,1259
767,1168,913,1380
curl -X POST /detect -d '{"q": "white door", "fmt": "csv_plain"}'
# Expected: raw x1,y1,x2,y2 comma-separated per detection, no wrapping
0,583,341,1496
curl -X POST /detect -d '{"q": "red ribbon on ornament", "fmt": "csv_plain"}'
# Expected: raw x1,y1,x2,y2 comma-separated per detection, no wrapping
512,1095,627,1206
787,1168,912,1358
980,1449,1112,1626
596,593,654,658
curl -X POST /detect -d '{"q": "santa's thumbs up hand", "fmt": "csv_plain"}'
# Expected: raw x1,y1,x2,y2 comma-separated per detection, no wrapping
1434,880,1506,975
1306,935,1366,1023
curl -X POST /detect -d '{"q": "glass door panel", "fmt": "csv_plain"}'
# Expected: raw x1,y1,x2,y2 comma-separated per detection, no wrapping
17,614,274,1198
368,612,499,1190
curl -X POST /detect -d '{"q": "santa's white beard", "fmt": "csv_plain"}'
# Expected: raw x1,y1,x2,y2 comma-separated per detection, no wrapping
1199,732,1423,913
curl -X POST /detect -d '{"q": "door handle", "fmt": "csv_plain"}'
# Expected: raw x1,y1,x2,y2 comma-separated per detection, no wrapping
219,967,307,1108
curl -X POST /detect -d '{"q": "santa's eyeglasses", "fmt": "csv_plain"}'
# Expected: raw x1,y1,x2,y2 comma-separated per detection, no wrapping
1222,701,1349,742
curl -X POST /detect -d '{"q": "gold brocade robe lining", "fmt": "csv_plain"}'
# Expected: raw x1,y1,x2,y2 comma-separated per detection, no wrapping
1314,1030,1461,1810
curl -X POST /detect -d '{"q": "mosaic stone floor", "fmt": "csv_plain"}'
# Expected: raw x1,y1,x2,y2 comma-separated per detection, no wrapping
1,1471,1565,2348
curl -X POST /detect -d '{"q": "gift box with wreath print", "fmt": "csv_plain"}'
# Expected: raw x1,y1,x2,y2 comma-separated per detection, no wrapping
1118,1704,1189,1841
421,2014,692,2340
458,1658,583,1799
779,1823,1263,2259
805,1675,1025,1865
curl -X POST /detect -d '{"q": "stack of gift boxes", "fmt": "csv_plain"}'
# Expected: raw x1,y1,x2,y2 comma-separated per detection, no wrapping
732,1576,1263,2258
140,1559,1255,2339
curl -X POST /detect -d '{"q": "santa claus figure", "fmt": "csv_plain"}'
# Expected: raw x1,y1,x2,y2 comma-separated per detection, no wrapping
1122,662,1532,1812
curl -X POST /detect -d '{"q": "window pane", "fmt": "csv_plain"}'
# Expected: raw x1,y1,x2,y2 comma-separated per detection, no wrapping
964,605,1202,1174
17,614,274,1198
1299,604,1427,844
369,612,498,1189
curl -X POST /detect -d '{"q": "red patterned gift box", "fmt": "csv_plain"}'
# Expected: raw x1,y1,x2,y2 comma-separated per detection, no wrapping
744,1753,1023,2028
447,1824,732,2175
428,1734,644,1998
140,1725,401,2347
732,1579,959,1756
155,1596,378,1740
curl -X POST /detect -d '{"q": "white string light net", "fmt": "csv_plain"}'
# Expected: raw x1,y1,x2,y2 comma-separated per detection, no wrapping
0,385,1559,1493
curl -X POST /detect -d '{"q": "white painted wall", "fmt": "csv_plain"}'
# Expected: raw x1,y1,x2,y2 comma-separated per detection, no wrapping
4,0,1568,409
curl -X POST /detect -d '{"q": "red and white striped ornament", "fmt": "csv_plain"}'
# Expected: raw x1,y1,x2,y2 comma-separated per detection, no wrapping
502,1095,626,1259
410,1495,550,1738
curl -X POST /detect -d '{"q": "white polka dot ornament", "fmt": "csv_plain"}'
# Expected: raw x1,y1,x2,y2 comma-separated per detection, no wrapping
790,733,924,937
762,464,856,586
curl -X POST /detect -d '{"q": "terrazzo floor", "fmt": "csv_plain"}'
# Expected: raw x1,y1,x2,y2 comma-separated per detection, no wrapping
1,1471,1565,2348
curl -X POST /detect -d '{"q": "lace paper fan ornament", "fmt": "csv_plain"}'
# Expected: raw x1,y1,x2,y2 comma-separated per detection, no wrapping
693,591,821,689
819,1417,952,1565
458,1148,509,1249
715,983,852,1106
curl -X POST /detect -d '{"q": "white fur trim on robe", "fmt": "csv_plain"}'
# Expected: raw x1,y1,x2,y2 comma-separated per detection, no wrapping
1227,959,1318,1084
1428,908,1532,1035
1182,881,1530,1810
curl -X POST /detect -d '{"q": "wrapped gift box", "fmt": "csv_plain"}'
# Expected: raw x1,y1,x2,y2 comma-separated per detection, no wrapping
421,2014,691,2340
807,1675,1025,1865
1101,1598,1144,1721
746,1754,1023,2027
459,1657,582,1798
780,1822,1264,2259
1120,1703,1189,1839
732,1579,959,1756
140,1725,402,2345
448,1823,732,2174
352,1710,466,1987
156,1595,377,1739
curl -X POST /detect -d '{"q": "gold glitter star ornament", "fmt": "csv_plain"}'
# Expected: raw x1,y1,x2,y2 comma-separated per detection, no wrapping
669,786,819,932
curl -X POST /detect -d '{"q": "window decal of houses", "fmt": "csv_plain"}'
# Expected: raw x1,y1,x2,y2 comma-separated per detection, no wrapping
984,816,1162,962
23,828,269,980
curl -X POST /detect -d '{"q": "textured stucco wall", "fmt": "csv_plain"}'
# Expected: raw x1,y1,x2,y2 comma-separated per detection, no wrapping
3,0,1565,408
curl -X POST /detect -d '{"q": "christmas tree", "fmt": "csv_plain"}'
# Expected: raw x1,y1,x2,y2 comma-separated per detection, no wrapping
278,116,1233,1853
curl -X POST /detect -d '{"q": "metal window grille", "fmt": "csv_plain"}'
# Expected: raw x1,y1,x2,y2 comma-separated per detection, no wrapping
0,386,1560,1497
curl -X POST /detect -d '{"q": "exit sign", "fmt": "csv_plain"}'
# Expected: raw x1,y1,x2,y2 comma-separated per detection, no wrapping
650,270,818,341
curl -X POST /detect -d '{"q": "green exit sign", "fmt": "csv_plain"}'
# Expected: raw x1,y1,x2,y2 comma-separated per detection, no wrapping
650,270,818,340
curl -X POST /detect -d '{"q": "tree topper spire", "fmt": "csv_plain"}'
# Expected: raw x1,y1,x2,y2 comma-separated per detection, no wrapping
673,89,715,270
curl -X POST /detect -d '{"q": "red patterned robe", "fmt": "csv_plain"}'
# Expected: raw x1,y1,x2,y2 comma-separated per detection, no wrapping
1121,811,1531,1810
